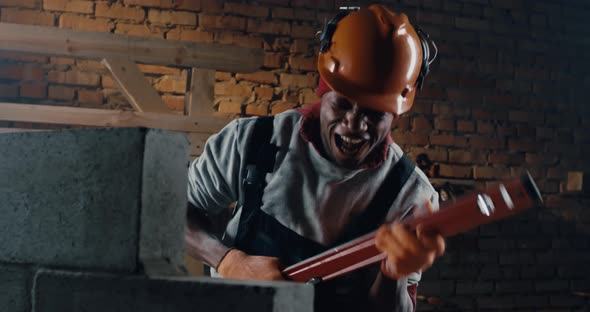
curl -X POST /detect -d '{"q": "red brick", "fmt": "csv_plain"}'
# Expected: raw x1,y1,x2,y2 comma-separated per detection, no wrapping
167,27,214,42
409,147,448,162
199,13,245,31
270,101,295,115
291,23,315,38
59,14,114,32
525,153,558,166
43,0,93,13
255,87,274,100
47,70,100,86
413,117,433,131
217,96,245,114
439,164,473,179
293,8,316,21
281,89,298,103
290,39,311,54
115,23,164,38
473,166,511,180
300,88,319,104
95,2,145,22
432,103,469,117
236,71,277,85
0,0,37,8
20,81,47,99
457,120,475,133
247,18,290,35
263,53,283,69
154,75,186,94
272,7,294,19
279,73,317,89
488,153,525,166
101,75,116,89
292,0,331,9
256,0,289,6
48,85,75,100
288,55,316,71
470,136,504,150
224,3,268,17
215,32,263,49
472,108,506,121
497,125,517,137
0,83,18,98
76,60,102,71
215,72,232,81
509,110,545,124
148,9,196,25
1,8,55,26
508,138,543,152
435,118,455,131
246,102,270,116
394,116,410,131
477,121,495,134
391,131,429,146
449,150,487,164
161,94,184,111
430,134,468,147
123,0,175,9
419,87,446,100
214,81,253,97
200,0,222,13
412,101,433,115
137,64,181,76
77,89,103,106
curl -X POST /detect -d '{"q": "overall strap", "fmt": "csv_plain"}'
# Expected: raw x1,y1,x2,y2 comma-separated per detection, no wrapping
336,153,416,244
234,116,277,244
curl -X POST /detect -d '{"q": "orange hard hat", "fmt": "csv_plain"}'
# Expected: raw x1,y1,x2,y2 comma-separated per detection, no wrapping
317,5,433,115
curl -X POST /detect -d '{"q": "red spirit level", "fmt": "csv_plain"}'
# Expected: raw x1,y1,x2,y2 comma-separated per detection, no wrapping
283,172,543,283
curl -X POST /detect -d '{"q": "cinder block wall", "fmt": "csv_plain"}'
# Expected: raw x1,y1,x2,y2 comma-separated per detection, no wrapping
1,0,589,311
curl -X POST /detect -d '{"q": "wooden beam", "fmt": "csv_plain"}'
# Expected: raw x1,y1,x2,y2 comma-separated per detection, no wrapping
101,57,171,114
0,103,228,133
185,68,215,116
0,23,263,73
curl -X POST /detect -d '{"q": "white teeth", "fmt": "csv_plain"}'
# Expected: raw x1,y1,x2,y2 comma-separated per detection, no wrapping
340,135,363,144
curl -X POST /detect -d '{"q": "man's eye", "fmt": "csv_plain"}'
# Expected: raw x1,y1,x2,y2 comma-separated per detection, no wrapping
333,100,353,111
365,110,386,120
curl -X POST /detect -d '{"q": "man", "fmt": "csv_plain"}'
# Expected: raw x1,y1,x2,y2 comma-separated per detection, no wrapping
185,5,445,312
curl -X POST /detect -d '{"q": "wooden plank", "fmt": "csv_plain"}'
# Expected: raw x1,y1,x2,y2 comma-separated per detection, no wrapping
189,132,212,156
102,57,170,114
0,23,263,72
0,103,228,133
185,68,215,116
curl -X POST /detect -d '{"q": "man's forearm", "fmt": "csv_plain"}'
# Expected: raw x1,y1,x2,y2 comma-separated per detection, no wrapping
369,273,413,312
185,205,232,269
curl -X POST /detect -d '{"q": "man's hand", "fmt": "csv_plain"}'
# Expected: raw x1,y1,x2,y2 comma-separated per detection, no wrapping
217,249,285,281
375,201,445,280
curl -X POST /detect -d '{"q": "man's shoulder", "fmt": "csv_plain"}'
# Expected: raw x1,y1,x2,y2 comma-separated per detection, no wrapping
386,142,435,190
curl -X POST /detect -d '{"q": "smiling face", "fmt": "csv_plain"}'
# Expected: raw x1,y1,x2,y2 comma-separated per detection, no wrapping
319,91,394,169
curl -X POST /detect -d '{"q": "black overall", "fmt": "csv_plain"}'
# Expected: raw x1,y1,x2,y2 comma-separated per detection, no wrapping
233,116,415,311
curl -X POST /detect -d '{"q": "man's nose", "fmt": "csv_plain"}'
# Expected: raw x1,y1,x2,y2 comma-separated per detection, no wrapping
343,107,368,133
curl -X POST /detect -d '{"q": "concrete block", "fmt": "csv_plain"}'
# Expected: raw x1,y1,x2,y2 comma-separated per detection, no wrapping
0,128,189,272
0,264,33,312
140,129,189,272
33,269,314,312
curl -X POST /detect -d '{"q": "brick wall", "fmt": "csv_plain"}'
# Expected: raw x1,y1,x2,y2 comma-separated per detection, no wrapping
1,0,589,311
